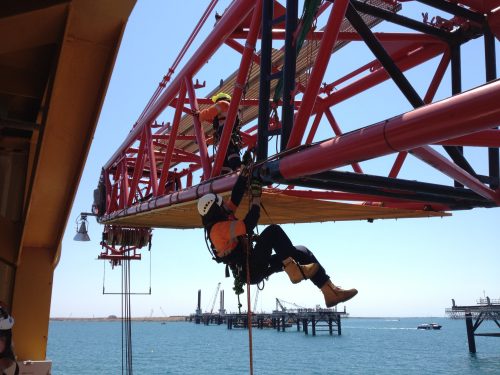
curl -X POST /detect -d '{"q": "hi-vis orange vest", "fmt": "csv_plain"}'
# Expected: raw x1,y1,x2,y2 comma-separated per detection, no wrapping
209,199,245,257
199,100,230,125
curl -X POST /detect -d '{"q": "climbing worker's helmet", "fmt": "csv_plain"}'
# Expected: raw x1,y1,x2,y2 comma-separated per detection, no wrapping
197,193,223,216
0,308,14,330
211,92,231,103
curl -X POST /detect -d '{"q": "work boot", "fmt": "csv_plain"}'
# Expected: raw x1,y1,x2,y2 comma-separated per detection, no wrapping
321,280,358,307
282,257,319,284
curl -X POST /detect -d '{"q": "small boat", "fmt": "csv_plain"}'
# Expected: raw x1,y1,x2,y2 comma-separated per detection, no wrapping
417,323,442,330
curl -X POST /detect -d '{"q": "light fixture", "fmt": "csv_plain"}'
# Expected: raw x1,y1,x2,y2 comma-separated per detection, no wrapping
74,214,91,241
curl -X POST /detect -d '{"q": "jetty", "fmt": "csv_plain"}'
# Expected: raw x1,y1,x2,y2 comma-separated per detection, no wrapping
445,297,500,353
188,290,346,336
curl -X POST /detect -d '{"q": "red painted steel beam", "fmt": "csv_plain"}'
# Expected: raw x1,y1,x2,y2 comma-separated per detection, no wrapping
287,0,350,149
230,30,445,44
174,96,302,107
103,0,256,171
305,111,323,144
145,126,158,196
411,146,499,202
212,0,263,177
102,174,240,222
186,77,212,179
137,0,219,124
153,134,197,141
157,82,187,196
279,189,451,211
119,160,129,209
318,43,445,111
126,130,147,206
436,130,500,147
388,151,408,178
267,80,500,184
280,189,404,202
387,48,450,179
423,49,450,104
324,108,363,173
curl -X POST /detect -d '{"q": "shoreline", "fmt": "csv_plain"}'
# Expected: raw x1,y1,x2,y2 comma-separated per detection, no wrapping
50,316,187,322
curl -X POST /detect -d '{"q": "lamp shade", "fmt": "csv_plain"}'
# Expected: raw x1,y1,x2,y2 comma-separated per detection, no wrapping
74,220,90,241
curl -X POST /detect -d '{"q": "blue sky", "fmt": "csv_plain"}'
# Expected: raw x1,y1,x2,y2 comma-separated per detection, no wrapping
50,1,500,318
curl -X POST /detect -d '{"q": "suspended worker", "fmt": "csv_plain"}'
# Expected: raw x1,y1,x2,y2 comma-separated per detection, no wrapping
194,92,242,174
0,302,17,375
197,167,358,308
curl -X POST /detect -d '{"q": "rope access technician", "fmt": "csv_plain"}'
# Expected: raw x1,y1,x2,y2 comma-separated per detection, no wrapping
194,92,242,174
197,165,358,308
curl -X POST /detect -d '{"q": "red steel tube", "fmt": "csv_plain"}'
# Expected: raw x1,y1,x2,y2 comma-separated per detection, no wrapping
186,77,212,179
318,43,444,111
436,130,500,147
423,49,450,104
411,146,499,202
102,174,240,222
157,82,187,196
324,108,363,173
273,80,500,181
119,160,129,209
103,0,256,171
145,126,158,196
287,0,350,149
230,30,444,43
126,130,148,206
305,111,323,144
388,152,408,178
212,0,263,177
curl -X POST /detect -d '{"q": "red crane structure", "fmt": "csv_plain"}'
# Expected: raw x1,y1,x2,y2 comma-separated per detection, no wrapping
91,0,500,261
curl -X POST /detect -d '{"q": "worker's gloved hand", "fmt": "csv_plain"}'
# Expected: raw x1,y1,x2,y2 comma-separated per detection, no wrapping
250,177,263,198
242,150,252,167
191,109,200,117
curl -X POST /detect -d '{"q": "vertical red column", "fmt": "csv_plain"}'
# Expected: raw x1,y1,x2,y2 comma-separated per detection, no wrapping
158,82,187,195
211,1,263,177
286,0,350,149
186,77,212,179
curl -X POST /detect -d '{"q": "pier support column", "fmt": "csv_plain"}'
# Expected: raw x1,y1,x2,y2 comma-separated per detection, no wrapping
337,315,342,336
465,312,476,353
304,319,308,335
312,315,316,336
328,318,333,335
12,246,55,360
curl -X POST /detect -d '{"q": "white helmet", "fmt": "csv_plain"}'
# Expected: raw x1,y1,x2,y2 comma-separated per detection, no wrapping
0,313,14,330
197,193,223,216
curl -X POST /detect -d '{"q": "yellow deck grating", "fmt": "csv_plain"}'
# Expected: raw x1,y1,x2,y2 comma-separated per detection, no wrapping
105,191,449,229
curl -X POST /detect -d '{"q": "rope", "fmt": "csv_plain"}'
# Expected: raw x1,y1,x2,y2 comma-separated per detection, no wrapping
243,157,256,375
244,236,254,375
121,257,133,375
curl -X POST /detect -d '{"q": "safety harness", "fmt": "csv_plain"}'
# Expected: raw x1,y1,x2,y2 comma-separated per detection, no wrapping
212,115,242,146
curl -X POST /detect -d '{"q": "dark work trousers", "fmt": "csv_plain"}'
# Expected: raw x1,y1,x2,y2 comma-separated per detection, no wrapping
223,142,241,171
245,224,329,288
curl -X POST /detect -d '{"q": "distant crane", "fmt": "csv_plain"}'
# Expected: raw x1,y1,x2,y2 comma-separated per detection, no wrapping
208,282,221,314
275,298,286,312
276,298,304,312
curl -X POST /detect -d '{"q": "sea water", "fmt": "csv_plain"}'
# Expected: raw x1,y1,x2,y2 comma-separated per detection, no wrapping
47,317,500,374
